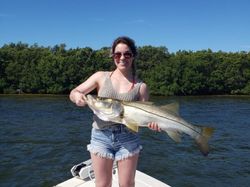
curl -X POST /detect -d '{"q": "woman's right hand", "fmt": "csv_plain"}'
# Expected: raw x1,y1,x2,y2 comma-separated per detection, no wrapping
70,90,86,107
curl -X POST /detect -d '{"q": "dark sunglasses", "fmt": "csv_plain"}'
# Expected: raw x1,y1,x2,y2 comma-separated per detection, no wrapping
113,52,133,59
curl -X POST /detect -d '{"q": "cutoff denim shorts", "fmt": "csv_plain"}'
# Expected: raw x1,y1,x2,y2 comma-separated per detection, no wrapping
87,124,142,161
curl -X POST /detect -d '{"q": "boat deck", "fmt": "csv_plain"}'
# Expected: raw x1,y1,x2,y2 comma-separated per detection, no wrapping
55,169,171,187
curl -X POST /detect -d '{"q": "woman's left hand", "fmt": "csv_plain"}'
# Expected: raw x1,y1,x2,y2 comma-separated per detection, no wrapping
148,122,161,132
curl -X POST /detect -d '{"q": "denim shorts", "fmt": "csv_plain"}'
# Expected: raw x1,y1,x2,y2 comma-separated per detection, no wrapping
87,124,142,161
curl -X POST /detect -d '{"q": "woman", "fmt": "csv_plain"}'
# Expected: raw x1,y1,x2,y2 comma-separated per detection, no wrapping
69,36,160,187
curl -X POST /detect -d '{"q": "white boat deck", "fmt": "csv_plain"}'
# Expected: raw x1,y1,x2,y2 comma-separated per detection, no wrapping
55,159,171,187
55,169,171,187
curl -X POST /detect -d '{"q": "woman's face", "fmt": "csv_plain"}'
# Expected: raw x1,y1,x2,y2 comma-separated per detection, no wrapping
113,43,134,72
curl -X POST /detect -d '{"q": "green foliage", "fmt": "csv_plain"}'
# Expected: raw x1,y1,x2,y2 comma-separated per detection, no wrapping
0,42,249,95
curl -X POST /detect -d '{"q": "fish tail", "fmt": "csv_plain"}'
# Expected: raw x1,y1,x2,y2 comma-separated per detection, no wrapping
195,127,214,156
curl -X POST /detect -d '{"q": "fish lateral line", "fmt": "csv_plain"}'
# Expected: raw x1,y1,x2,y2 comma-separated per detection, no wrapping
121,102,201,135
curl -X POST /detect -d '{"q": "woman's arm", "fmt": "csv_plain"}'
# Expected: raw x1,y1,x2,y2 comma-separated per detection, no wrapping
138,83,149,101
69,71,105,106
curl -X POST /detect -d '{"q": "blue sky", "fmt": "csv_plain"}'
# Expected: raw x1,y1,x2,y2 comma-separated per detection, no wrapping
1,0,250,53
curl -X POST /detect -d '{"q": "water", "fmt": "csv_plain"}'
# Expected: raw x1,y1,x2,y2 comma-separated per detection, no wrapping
0,95,250,187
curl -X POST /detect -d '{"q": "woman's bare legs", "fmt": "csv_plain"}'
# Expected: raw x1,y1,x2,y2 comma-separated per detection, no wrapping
91,153,114,187
117,154,139,187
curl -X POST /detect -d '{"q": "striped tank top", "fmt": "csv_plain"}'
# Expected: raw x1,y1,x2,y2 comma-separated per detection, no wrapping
92,72,143,129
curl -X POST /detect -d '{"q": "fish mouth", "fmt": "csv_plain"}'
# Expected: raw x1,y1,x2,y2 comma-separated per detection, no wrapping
86,95,112,110
84,95,96,109
86,94,95,101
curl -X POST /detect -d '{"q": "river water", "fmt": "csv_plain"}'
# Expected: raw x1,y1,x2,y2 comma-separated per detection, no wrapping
0,95,250,187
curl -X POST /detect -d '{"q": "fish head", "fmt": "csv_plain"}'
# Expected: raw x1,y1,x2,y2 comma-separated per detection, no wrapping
84,94,123,121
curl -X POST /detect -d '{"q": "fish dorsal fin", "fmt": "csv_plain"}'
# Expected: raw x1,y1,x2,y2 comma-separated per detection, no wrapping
160,102,179,116
122,119,139,132
166,130,182,143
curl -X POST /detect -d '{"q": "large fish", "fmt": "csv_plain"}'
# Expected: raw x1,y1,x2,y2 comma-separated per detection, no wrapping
83,94,214,156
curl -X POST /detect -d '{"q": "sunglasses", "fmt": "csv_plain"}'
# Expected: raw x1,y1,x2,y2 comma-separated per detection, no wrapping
113,52,133,59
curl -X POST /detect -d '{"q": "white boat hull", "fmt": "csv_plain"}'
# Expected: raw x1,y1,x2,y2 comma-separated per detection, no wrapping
55,160,171,187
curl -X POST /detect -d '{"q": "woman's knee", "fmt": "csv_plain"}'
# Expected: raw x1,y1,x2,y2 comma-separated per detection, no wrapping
119,180,135,187
95,179,112,187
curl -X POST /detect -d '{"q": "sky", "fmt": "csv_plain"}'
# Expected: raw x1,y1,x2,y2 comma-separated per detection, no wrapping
1,0,250,53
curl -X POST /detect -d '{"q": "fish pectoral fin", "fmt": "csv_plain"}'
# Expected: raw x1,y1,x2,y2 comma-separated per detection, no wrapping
127,124,139,132
166,130,182,143
123,119,139,132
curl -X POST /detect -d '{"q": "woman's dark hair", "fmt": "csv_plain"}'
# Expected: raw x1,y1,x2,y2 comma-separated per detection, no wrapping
111,36,137,57
111,36,137,76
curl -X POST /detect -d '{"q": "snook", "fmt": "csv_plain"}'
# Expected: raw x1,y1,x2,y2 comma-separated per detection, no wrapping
83,94,214,156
